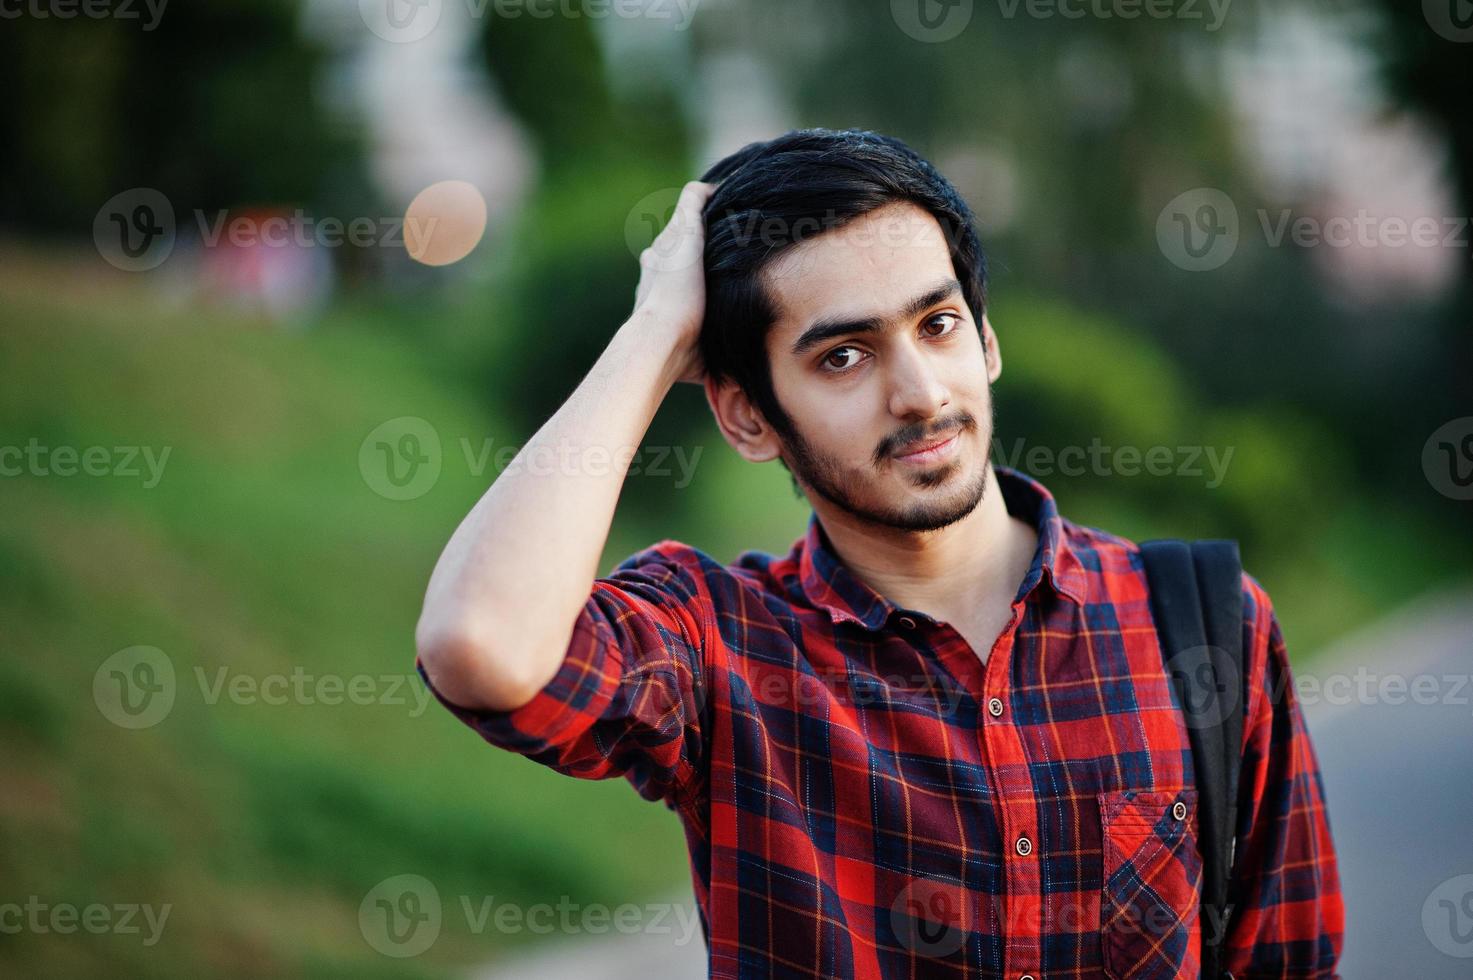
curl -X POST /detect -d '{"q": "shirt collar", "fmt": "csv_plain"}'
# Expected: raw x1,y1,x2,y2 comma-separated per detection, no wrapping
795,465,1088,631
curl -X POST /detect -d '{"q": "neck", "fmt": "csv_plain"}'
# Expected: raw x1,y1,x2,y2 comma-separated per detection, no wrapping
812,465,1039,622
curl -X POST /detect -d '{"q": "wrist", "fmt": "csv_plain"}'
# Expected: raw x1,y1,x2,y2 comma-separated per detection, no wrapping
621,307,698,384
626,303,698,339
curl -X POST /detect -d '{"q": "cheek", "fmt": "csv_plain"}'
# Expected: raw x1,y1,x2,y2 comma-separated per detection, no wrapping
786,386,876,463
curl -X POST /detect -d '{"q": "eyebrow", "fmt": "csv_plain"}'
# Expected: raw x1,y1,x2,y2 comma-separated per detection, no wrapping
788,278,964,358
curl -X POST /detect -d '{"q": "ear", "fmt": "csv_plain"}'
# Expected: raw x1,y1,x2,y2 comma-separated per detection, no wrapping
981,312,1003,383
704,375,784,463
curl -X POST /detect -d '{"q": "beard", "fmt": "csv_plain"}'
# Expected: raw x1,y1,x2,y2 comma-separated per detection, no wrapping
776,400,993,533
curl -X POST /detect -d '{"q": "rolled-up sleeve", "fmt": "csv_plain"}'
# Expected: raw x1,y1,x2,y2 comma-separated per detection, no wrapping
1222,573,1346,977
418,540,713,807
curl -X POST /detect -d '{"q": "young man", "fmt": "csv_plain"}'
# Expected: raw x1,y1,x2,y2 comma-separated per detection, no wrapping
415,129,1344,978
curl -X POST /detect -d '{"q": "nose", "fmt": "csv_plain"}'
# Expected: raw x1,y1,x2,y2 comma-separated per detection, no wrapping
886,342,951,421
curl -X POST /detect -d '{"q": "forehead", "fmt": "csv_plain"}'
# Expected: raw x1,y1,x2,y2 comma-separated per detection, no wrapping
761,201,956,350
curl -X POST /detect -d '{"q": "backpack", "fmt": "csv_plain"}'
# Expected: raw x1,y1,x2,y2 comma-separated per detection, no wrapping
1140,539,1245,980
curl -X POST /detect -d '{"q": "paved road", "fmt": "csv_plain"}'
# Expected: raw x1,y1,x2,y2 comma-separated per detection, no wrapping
1300,587,1473,977
472,588,1473,979
469,887,704,980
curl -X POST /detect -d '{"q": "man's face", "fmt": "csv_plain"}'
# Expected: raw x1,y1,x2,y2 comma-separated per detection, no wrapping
757,201,998,532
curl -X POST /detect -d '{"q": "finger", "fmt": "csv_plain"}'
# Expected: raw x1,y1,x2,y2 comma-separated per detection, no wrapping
679,181,716,210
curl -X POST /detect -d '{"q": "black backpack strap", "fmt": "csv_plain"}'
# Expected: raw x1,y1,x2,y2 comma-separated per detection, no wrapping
1140,538,1244,979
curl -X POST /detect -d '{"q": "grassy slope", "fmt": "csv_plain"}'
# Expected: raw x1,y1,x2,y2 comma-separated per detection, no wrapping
0,278,691,978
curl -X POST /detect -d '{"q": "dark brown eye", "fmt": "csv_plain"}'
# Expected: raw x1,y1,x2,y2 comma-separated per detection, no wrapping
923,313,960,337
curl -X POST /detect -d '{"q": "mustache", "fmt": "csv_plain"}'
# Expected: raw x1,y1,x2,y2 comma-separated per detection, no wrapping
876,411,976,463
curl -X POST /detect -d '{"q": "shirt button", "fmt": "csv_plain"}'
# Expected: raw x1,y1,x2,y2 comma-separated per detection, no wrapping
897,615,917,630
1021,975,1037,980
1173,800,1188,821
1015,835,1033,856
987,697,1004,717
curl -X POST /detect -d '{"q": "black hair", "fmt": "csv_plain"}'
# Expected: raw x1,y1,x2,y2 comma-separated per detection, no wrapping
696,127,988,447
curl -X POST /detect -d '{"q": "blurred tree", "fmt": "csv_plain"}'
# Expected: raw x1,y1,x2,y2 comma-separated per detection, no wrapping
0,0,367,234
1364,0,1473,488
472,13,705,524
1367,0,1473,276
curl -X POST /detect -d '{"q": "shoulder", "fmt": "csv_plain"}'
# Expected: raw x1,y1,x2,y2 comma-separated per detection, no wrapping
1238,568,1277,628
613,538,752,583
1060,516,1274,606
1058,519,1280,660
1056,517,1152,596
1061,517,1145,569
608,538,771,616
608,538,726,598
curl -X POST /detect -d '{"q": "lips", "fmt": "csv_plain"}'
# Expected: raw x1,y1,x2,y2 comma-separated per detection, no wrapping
895,429,959,459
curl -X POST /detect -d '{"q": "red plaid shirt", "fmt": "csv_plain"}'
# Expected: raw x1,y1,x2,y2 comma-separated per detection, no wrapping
421,466,1344,978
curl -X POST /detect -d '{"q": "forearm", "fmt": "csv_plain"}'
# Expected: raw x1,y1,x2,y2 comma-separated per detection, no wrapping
415,310,689,710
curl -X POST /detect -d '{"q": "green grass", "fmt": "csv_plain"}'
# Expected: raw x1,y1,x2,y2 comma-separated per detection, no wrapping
0,278,691,978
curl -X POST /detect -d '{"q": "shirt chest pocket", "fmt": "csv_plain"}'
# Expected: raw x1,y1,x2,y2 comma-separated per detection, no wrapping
1098,788,1203,980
